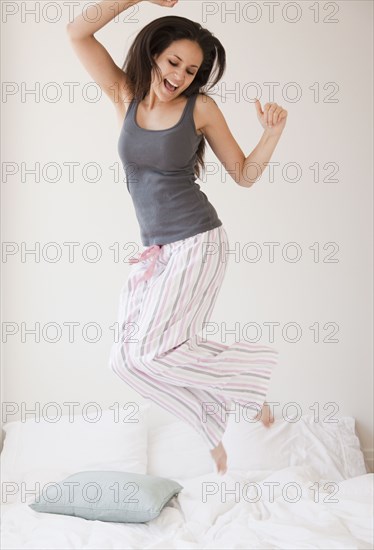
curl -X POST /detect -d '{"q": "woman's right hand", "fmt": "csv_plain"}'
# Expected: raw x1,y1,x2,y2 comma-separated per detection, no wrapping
141,0,179,6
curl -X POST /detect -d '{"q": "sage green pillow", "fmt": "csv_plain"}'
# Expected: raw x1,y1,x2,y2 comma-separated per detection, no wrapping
28,470,183,523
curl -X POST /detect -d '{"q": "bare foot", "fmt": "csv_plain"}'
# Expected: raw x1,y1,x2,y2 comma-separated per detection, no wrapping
254,401,274,427
210,441,227,475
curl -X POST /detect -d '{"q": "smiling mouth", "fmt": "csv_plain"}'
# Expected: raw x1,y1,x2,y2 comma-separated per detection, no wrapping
164,78,179,92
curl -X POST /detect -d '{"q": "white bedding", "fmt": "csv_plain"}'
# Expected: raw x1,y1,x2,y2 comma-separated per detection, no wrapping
1,466,373,549
1,411,372,549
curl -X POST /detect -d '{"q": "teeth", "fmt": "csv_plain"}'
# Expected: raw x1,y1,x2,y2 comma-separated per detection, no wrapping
166,78,178,88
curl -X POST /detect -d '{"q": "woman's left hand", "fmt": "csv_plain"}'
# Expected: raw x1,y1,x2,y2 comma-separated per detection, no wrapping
255,99,288,136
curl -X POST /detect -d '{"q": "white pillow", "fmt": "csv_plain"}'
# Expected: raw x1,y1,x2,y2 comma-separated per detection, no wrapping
1,405,150,505
146,418,299,480
222,412,368,481
147,413,367,482
147,420,213,479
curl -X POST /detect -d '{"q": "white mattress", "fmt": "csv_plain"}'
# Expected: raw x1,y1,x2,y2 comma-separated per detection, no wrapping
1,466,373,549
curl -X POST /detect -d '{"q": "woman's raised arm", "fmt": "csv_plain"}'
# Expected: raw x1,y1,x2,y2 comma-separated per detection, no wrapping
66,1,142,106
67,0,140,39
66,0,179,108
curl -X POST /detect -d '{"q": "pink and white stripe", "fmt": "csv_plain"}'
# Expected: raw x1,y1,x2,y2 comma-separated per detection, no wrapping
108,225,279,450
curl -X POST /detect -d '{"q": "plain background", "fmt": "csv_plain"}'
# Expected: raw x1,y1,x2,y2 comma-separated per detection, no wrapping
1,0,373,472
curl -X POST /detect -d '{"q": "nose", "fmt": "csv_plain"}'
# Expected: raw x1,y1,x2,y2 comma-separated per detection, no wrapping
172,73,184,85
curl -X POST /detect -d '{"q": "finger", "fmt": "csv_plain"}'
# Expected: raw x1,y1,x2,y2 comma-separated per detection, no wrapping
254,98,263,116
265,102,277,125
265,103,276,126
272,106,283,125
264,103,271,125
264,103,273,126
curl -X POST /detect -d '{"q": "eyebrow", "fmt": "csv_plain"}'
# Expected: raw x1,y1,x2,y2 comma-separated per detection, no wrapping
168,53,200,69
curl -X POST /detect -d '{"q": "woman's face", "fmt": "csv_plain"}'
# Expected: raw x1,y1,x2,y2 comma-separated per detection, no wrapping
151,39,203,100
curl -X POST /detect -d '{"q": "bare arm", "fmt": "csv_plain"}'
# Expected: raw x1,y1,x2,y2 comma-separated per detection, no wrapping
197,95,246,186
240,131,282,188
66,1,141,106
198,95,287,188
67,0,140,39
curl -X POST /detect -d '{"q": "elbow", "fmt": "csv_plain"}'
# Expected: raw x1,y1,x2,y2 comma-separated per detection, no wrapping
238,159,255,188
66,23,77,39
66,23,93,41
237,177,255,188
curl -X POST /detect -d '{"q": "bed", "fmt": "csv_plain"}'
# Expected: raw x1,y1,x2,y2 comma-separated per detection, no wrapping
1,406,373,549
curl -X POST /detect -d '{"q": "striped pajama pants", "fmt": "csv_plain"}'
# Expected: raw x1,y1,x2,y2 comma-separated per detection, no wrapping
108,225,279,450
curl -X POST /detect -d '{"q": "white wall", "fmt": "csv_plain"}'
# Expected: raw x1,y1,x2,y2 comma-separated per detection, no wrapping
1,1,373,472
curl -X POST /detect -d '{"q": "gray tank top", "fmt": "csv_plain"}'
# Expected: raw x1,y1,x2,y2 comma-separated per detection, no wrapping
117,93,223,246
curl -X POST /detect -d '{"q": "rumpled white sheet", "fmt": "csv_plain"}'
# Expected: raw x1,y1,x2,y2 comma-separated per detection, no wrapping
1,466,373,549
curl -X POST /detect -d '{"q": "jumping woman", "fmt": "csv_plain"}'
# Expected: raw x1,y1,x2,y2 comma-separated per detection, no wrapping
67,0,288,475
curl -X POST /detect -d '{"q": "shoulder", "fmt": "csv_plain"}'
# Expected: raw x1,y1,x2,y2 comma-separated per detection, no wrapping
195,93,222,135
195,92,218,110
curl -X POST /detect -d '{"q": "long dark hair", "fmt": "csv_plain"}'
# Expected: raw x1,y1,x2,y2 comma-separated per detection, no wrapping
121,15,226,180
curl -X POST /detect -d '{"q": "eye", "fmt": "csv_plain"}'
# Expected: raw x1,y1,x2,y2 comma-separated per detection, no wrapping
168,60,195,76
